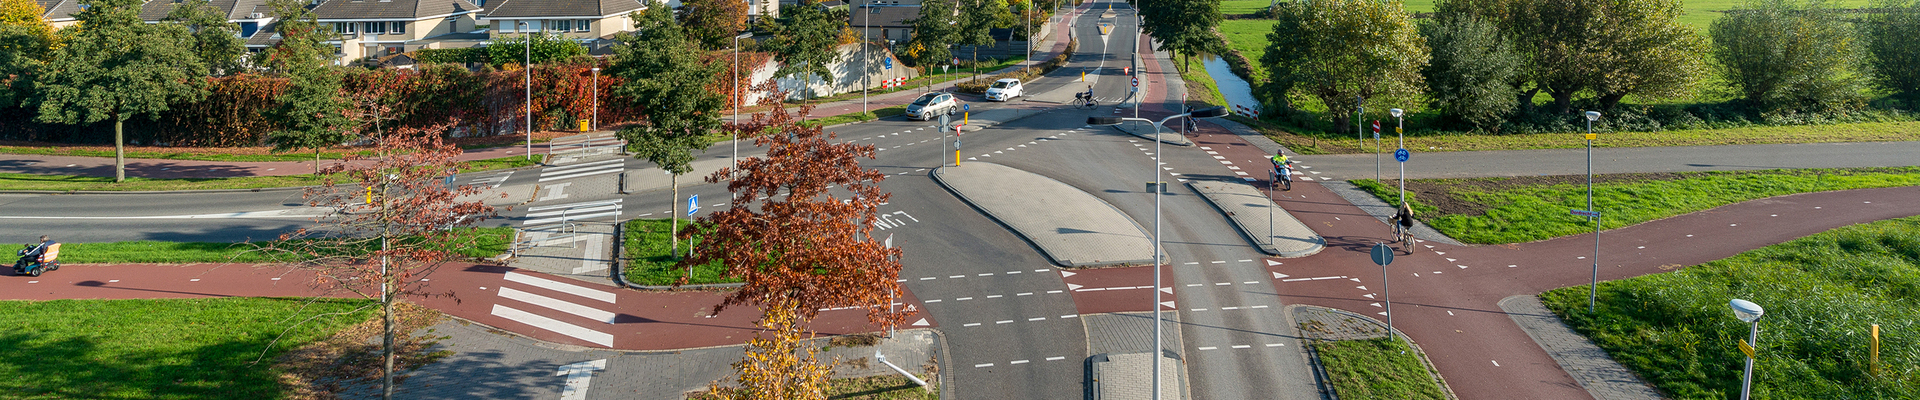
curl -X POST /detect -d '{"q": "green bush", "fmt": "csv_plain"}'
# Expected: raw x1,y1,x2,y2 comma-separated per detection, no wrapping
1541,216,1920,399
411,47,487,65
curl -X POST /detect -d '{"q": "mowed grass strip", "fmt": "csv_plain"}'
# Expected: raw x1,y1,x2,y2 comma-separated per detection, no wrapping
0,297,376,399
1379,121,1920,153
0,154,542,192
54,227,514,264
623,218,735,286
0,144,362,163
1351,167,1920,244
824,374,939,399
1316,338,1449,400
1540,216,1920,399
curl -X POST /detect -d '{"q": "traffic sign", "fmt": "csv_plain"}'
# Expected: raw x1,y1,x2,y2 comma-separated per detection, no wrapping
1570,209,1601,218
952,57,958,65
1738,339,1756,358
1124,66,1130,75
1132,77,1139,87
1371,243,1394,266
687,194,699,216
1394,148,1410,162
963,104,970,112
1585,133,1597,140
883,56,893,69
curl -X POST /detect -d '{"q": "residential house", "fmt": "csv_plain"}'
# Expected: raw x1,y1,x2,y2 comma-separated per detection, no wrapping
34,0,82,29
139,0,278,61
310,0,486,64
479,0,651,51
848,1,917,44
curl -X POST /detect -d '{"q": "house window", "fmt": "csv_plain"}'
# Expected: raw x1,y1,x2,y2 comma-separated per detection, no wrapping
575,19,590,32
882,29,889,39
524,20,543,32
446,17,461,32
334,22,356,34
390,21,406,34
553,20,571,32
364,22,387,34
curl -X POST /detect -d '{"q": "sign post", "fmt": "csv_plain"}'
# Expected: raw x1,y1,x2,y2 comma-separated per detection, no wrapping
1371,243,1396,338
1373,120,1382,181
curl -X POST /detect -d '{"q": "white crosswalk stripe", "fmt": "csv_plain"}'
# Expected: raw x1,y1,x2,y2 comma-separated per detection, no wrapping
538,159,625,183
490,272,620,347
469,172,512,189
522,199,622,226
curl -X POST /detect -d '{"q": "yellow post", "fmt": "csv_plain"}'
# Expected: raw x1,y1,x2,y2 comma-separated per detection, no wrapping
1872,324,1881,376
955,150,961,166
964,112,969,125
1081,71,1085,82
364,186,373,205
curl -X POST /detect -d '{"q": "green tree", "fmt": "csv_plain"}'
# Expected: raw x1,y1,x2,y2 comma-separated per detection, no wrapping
681,0,751,50
762,0,848,99
956,0,1012,81
1261,0,1428,131
486,31,587,67
34,0,207,182
165,0,247,76
612,6,725,257
1712,0,1864,113
1142,0,1227,73
904,0,959,80
1420,14,1521,132
0,0,58,108
1436,0,1706,113
1864,0,1920,100
261,0,352,175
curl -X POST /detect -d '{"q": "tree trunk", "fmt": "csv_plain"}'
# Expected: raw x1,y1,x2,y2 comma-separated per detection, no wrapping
1517,87,1540,114
313,149,321,175
1597,92,1626,111
380,232,394,400
1551,88,1575,115
114,119,125,183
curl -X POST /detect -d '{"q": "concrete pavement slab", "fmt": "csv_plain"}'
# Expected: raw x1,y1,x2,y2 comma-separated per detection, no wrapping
1186,180,1325,257
1500,295,1662,400
1084,312,1189,400
932,162,1157,267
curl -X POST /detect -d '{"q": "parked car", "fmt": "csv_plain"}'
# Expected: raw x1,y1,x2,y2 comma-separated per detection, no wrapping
905,92,959,120
984,78,1023,101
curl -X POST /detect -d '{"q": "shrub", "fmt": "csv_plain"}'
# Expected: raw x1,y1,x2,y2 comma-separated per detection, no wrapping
1711,0,1866,114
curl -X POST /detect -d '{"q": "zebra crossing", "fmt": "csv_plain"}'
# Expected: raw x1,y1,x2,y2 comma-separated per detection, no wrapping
468,171,512,189
538,159,626,183
523,199,622,226
489,271,619,347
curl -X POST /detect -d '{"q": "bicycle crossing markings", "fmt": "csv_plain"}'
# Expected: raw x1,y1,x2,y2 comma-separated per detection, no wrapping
498,287,618,323
471,172,513,189
538,159,626,183
490,304,615,347
504,271,617,303
522,199,623,226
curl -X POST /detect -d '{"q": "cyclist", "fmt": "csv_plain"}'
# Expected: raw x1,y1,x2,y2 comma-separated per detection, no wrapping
1393,203,1415,241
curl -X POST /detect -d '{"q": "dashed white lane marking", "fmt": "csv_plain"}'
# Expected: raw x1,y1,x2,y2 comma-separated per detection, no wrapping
1199,347,1219,350
964,323,982,327
920,277,936,280
1237,259,1253,262
1010,360,1029,364
1018,292,1033,296
1210,260,1225,264
975,363,994,368
1028,317,1045,321
1184,262,1200,265
1232,345,1251,349
1006,270,1022,274
1266,343,1284,347
190,279,201,282
108,280,119,283
1046,356,1067,361
996,320,1014,324
926,299,942,303
956,297,973,301
986,295,1003,299
1492,360,1501,367
1061,314,1078,319
950,275,965,278
1186,283,1202,287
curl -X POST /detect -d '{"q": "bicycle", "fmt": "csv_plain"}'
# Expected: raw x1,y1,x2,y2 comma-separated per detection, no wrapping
1393,220,1415,254
1073,92,1099,109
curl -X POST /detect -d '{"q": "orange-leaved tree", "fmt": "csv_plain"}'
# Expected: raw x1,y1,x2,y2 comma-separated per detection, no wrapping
266,125,499,400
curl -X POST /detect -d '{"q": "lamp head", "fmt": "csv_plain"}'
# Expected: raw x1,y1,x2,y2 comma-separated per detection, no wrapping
1730,299,1764,322
1585,111,1601,121
736,32,754,39
1389,108,1403,118
1087,116,1123,126
591,67,600,72
1189,106,1228,119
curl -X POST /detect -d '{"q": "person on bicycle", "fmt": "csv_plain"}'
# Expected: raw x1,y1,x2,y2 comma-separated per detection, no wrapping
1394,203,1415,239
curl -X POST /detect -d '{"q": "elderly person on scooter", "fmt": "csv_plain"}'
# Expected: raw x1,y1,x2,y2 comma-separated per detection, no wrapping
16,236,51,268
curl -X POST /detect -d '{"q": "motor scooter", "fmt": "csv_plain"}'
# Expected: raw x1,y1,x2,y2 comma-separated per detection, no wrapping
14,243,60,277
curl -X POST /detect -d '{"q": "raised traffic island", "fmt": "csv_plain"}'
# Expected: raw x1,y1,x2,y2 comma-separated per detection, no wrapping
932,162,1159,267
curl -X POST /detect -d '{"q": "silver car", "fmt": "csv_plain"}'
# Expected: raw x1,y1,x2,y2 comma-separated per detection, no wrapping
905,93,958,120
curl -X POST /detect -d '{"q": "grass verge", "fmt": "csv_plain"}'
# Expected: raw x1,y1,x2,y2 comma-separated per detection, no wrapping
805,105,911,128
1349,167,1920,244
0,154,542,192
54,227,514,264
825,374,939,399
0,144,364,163
1540,216,1920,399
623,218,735,286
1316,338,1449,400
0,297,378,399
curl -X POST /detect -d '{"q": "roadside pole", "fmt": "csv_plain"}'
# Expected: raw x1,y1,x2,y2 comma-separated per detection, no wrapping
1371,243,1395,338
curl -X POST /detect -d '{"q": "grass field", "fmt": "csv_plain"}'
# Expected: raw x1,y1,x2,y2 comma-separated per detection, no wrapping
623,218,735,286
0,145,366,163
825,375,940,399
1540,216,1920,399
1350,167,1920,244
55,227,514,264
0,154,541,192
1265,120,1920,154
0,297,377,399
1316,338,1449,399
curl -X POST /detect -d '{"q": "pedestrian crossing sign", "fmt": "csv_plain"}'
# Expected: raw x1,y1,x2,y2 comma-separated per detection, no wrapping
688,194,699,216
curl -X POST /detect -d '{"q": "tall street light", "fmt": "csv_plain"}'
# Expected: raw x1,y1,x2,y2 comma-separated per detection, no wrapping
1584,110,1601,312
1730,299,1765,400
733,31,753,164
1390,108,1405,206
863,0,873,116
590,67,599,131
521,22,533,161
1088,106,1230,400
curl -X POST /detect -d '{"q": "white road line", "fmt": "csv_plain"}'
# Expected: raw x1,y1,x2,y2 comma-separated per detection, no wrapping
504,272,616,303
489,305,614,346
1266,343,1284,347
1198,347,1218,350
950,275,965,278
1215,282,1230,286
975,363,994,368
1232,345,1251,349
1191,308,1208,311
1046,356,1067,361
1243,281,1258,284
1047,290,1063,294
1017,292,1033,296
1010,360,1030,365
1210,260,1225,264
920,277,936,280
498,287,617,323
964,323,982,327
1006,270,1022,274
1238,259,1253,262
956,297,973,301
978,273,993,276
996,320,1014,324
1028,317,1045,321
1035,269,1049,272
1251,305,1270,309
1061,314,1078,319
986,295,1003,299
1280,276,1347,282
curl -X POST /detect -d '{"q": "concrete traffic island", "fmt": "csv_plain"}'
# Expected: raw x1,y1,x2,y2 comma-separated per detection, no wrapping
932,162,1159,267
1186,180,1325,257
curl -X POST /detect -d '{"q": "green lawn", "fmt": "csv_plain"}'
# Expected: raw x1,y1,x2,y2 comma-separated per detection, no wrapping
1221,0,1274,14
0,154,541,192
0,297,377,399
56,227,514,264
1351,167,1920,244
1540,216,1920,399
0,145,367,163
1316,338,1449,399
1351,121,1920,153
826,375,939,399
623,218,736,286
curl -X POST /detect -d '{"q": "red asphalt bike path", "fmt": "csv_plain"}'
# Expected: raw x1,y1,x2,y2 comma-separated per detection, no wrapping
0,262,934,351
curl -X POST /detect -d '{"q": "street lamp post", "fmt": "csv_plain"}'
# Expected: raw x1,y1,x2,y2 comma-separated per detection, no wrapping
1390,108,1404,206
521,22,533,161
733,31,752,164
590,67,599,132
1088,106,1230,400
1730,299,1765,400
863,1,872,116
1585,110,1601,312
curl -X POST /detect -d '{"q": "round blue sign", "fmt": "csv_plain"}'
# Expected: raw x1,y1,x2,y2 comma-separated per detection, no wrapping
1394,148,1410,162
963,104,971,112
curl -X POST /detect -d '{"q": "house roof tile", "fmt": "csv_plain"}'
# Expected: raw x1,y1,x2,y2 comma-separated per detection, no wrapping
311,0,482,20
482,0,648,18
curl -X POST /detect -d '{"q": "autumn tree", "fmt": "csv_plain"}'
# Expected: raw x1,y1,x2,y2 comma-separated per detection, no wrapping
267,126,496,400
681,0,751,50
165,0,248,76
34,0,206,182
611,5,725,257
0,0,58,108
261,0,353,175
698,305,838,399
1261,0,1428,131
